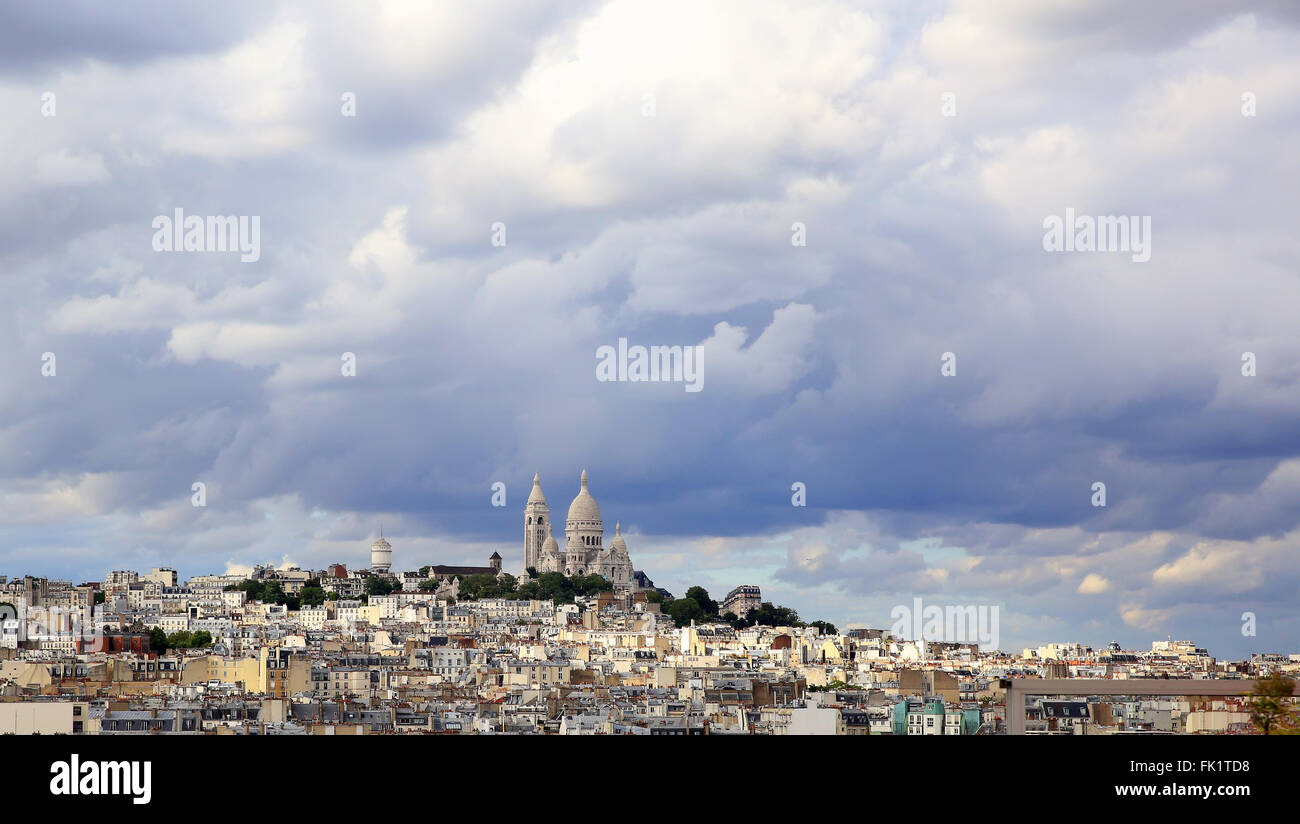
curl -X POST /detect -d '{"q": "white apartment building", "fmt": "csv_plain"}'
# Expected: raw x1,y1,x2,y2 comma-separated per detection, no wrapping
298,607,328,629
159,614,190,633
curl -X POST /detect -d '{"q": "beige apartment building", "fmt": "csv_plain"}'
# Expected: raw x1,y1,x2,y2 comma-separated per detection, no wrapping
0,700,89,734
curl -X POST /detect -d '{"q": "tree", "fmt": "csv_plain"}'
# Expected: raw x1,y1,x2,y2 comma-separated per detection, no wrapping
747,602,802,628
684,586,718,617
190,630,213,648
809,620,838,635
572,574,612,597
231,578,306,606
298,585,326,607
149,626,168,652
365,576,398,598
458,574,509,600
664,597,705,626
511,572,611,604
235,579,265,601
809,679,859,692
1249,672,1297,735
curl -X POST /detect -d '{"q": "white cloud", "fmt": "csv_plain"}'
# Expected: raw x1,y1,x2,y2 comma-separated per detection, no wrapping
700,303,819,395
1077,573,1112,594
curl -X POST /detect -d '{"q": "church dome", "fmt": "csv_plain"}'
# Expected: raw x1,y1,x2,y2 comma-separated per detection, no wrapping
566,469,601,523
541,523,560,555
610,522,628,555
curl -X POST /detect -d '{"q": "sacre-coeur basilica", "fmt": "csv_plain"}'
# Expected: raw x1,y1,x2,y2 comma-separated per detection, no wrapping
369,470,637,590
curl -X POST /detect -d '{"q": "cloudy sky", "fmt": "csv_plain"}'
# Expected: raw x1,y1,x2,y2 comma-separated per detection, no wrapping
2,0,1298,657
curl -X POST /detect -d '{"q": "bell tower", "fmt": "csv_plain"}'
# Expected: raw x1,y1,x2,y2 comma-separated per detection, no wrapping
523,473,549,572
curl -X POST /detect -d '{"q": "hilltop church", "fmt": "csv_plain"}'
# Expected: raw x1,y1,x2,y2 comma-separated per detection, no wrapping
523,470,634,589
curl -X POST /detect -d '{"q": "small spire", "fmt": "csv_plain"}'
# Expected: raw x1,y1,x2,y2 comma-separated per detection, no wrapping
616,521,621,536
580,469,588,488
533,473,540,484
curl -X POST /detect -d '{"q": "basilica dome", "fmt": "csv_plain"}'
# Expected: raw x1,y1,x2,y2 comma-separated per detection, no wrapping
609,522,628,556
566,469,602,523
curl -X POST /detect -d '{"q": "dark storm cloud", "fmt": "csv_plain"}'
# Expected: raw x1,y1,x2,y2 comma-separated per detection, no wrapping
0,2,276,72
980,0,1300,54
1,0,1298,657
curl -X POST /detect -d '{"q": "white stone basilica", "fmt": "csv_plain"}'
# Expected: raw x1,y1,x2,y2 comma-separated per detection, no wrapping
523,470,633,588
